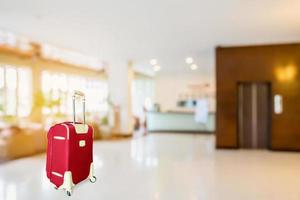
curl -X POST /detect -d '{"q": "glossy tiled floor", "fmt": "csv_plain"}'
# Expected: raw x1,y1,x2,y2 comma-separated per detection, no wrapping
1,134,300,200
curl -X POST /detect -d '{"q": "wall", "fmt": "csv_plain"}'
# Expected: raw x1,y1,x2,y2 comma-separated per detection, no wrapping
154,73,215,112
107,60,134,134
216,43,300,150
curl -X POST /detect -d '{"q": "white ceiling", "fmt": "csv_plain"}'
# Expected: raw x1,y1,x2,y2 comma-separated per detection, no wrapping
0,0,300,75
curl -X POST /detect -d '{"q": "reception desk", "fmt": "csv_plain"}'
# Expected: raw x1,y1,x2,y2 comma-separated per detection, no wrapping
147,111,215,133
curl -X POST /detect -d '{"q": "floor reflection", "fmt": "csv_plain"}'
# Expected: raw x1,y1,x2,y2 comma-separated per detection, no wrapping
0,134,300,200
130,137,158,168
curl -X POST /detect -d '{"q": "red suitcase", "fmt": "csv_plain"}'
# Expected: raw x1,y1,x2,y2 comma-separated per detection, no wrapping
46,91,96,196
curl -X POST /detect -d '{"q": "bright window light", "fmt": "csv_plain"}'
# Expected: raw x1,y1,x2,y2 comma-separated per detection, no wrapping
131,77,155,124
0,68,3,88
6,68,17,115
0,68,4,115
18,68,32,117
0,65,32,117
41,71,108,117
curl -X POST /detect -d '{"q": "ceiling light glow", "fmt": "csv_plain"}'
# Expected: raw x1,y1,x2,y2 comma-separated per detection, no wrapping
190,64,198,70
150,59,158,65
185,57,193,64
153,65,161,72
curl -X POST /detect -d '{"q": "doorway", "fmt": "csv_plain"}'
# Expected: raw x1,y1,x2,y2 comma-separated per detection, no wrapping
237,82,271,149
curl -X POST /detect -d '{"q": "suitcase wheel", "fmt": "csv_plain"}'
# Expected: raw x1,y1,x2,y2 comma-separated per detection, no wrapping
54,186,58,190
89,176,97,183
66,191,71,196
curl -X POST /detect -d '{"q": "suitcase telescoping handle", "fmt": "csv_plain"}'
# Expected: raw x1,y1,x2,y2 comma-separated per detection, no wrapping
72,90,85,124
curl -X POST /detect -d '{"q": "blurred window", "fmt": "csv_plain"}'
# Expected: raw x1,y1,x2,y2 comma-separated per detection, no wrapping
41,71,108,117
131,75,155,121
0,65,32,117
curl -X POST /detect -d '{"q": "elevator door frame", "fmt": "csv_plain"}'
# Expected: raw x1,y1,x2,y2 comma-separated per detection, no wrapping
236,81,272,149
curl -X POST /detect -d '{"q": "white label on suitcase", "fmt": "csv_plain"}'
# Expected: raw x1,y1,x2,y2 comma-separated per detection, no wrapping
52,171,63,177
53,136,66,140
79,140,86,147
73,124,89,134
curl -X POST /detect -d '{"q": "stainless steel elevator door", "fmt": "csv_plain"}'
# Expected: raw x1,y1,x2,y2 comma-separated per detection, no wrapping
238,82,271,149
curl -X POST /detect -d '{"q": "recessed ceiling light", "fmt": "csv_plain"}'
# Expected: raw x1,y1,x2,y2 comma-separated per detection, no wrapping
150,59,158,65
153,65,161,72
185,57,193,64
190,64,198,70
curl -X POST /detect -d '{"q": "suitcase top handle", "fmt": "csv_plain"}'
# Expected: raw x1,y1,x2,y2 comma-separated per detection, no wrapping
72,90,85,124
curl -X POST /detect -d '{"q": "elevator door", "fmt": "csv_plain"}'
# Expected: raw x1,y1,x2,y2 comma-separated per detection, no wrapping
238,82,271,149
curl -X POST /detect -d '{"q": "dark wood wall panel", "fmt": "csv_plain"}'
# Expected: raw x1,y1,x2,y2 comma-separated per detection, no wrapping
216,43,300,150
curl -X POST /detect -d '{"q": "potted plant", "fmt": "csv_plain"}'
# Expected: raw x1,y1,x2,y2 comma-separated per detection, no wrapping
100,115,111,138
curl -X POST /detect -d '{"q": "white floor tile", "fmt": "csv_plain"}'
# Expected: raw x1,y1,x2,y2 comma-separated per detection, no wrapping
0,134,300,200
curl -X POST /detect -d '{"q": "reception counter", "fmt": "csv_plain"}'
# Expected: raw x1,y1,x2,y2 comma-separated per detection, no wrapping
147,111,215,133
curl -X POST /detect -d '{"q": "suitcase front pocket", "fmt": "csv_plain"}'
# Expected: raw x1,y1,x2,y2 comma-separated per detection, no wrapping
51,135,68,183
